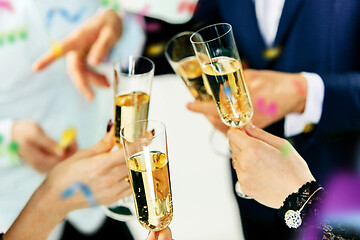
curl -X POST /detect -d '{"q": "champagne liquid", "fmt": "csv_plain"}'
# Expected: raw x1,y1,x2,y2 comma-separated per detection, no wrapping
128,151,173,231
202,57,253,127
176,56,212,101
114,92,150,144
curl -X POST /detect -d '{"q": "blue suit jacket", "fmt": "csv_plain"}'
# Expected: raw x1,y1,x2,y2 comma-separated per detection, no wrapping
193,0,360,225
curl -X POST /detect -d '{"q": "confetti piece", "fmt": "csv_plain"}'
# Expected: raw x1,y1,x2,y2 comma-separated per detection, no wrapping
57,127,76,150
303,123,315,133
145,42,165,57
8,141,19,154
0,0,13,13
8,141,20,165
146,22,162,32
62,182,97,207
293,78,307,97
256,98,278,118
101,0,120,11
18,28,28,40
51,42,63,58
280,142,292,156
177,1,197,14
46,7,86,29
263,46,282,60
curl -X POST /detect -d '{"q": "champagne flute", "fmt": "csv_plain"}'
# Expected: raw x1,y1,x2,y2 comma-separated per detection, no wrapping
104,56,155,221
165,31,212,102
191,23,253,198
165,31,230,157
121,120,173,231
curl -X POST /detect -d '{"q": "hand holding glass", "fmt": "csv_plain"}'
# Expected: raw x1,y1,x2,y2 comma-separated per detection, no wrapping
191,23,253,198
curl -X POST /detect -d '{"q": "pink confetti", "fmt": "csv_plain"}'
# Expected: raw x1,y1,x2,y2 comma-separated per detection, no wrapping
177,1,197,14
135,5,161,33
0,0,13,13
255,97,278,118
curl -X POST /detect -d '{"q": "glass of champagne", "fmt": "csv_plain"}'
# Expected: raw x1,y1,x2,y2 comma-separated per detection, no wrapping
165,31,212,102
104,55,155,221
165,31,231,158
121,120,173,231
191,23,253,198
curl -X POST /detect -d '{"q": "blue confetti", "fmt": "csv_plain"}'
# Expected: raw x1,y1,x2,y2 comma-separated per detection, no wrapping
46,7,86,28
62,182,97,207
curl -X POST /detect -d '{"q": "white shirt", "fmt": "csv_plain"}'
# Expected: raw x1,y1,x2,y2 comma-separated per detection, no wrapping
254,0,325,136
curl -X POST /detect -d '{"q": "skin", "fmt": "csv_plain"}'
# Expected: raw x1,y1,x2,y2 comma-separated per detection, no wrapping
12,120,77,173
187,69,308,131
228,124,315,209
32,9,123,101
4,128,132,240
146,228,172,240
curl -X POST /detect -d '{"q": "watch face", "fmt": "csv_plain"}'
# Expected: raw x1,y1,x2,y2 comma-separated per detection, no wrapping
285,210,302,229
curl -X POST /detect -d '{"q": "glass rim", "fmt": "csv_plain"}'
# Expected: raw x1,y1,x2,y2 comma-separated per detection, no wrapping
190,23,232,45
120,119,166,142
164,31,195,60
113,55,155,77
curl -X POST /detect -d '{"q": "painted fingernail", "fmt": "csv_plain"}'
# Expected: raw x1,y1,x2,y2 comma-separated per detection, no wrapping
106,119,113,132
151,129,155,136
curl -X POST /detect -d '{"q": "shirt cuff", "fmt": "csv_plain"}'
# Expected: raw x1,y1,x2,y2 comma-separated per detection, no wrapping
284,72,325,137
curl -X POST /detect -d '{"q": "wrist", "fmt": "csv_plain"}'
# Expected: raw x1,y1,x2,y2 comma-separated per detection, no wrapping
278,181,323,229
293,74,307,114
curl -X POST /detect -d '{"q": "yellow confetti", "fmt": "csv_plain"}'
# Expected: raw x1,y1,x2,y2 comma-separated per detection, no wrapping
303,124,315,134
263,46,282,60
146,42,165,57
57,127,77,149
51,41,63,58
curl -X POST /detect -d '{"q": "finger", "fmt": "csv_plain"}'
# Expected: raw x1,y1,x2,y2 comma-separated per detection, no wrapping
227,127,253,151
86,69,110,87
244,123,287,150
66,52,94,101
25,145,61,173
32,35,82,71
30,128,62,156
186,101,217,114
87,26,119,66
71,128,115,159
147,228,172,240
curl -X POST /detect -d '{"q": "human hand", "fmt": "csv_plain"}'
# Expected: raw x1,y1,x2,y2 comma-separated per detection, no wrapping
4,128,130,240
33,9,123,101
186,101,229,135
12,120,77,173
146,228,172,240
44,127,130,211
244,69,307,128
227,124,315,209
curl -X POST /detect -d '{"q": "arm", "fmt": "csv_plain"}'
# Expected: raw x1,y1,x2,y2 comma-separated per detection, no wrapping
312,73,360,141
3,129,130,240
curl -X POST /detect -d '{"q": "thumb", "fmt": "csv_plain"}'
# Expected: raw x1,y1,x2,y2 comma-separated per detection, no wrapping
244,123,287,150
186,101,214,113
72,127,115,159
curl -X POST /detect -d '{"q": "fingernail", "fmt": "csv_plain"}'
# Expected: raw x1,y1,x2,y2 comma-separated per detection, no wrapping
245,122,255,131
186,102,193,110
106,120,113,132
151,129,155,136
